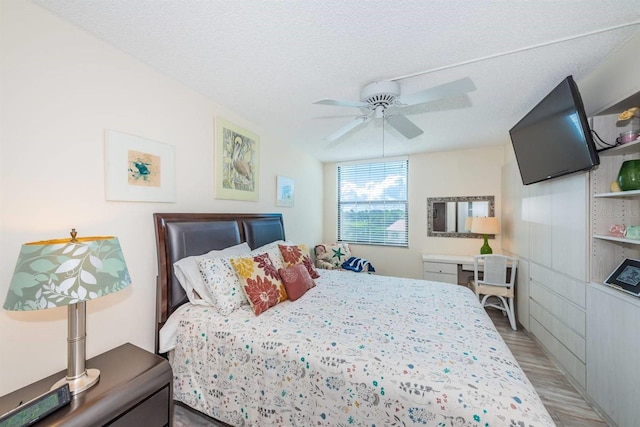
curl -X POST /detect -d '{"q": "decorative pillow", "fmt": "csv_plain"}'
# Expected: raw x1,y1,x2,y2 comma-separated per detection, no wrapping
314,243,351,269
230,253,287,315
174,242,251,305
197,256,248,315
248,240,289,271
278,244,320,279
278,264,315,301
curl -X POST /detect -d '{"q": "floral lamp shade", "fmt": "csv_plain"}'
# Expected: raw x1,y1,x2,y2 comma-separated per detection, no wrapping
3,229,131,394
4,233,131,311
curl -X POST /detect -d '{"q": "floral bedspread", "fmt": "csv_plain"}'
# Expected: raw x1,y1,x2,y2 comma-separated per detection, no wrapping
168,270,554,426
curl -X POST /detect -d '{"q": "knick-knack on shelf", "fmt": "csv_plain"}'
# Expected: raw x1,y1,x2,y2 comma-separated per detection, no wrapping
618,159,640,191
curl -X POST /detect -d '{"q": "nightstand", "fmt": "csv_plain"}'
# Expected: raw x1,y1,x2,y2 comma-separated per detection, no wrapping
0,343,172,426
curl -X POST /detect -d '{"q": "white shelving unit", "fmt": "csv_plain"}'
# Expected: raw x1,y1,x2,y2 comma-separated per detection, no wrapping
586,92,640,427
589,125,640,284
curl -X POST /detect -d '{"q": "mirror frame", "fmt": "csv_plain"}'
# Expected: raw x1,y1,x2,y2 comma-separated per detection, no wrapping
427,195,495,238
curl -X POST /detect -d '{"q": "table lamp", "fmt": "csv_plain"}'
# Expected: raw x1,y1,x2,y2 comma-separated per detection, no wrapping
464,216,474,232
471,217,500,254
3,229,131,394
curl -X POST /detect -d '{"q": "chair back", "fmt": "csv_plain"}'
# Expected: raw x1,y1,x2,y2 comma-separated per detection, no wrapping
473,254,518,288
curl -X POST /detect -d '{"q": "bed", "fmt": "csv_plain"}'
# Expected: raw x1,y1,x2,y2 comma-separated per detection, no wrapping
153,212,554,426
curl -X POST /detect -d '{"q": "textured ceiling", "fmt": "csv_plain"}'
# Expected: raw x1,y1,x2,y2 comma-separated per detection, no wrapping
34,0,640,162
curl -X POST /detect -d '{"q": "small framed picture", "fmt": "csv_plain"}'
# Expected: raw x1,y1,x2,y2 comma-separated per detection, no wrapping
105,130,176,202
605,258,640,297
276,176,294,207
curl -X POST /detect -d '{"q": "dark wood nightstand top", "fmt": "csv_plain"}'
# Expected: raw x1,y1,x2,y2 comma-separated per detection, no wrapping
0,343,172,426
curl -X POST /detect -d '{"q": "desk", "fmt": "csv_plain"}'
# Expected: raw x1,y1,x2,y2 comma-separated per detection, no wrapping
422,254,478,285
422,254,515,286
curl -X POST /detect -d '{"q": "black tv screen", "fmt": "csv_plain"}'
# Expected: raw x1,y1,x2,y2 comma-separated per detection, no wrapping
509,76,599,185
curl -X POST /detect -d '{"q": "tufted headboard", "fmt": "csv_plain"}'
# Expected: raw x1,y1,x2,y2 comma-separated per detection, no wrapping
153,212,285,352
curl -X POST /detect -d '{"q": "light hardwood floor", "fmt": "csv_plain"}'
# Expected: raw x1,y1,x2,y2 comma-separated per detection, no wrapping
487,309,610,427
174,310,612,427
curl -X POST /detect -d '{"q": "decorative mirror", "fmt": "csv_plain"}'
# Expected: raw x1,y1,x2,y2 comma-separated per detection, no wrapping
427,196,495,238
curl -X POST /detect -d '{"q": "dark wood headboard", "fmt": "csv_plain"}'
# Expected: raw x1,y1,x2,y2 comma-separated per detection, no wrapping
153,212,285,353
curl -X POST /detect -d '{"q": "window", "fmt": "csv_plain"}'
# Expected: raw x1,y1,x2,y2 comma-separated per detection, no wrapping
337,158,408,247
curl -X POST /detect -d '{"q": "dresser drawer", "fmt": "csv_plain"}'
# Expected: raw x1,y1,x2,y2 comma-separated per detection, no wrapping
423,262,457,275
530,317,585,388
110,386,170,427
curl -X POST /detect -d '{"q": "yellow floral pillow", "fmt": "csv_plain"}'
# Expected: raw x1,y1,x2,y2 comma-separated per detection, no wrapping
230,253,287,315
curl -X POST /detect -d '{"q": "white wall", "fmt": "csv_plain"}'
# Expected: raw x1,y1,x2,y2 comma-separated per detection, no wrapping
0,1,323,395
323,146,505,279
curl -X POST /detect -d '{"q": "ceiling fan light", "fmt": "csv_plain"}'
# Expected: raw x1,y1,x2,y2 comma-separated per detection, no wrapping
360,81,401,106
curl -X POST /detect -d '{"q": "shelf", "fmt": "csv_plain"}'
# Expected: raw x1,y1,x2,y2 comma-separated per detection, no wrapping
598,139,640,157
587,282,640,306
595,92,640,116
593,234,640,245
593,189,640,198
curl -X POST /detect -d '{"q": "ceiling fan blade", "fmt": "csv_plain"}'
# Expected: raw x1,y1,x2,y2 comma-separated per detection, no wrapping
325,116,371,141
396,77,476,107
386,114,424,139
314,98,369,109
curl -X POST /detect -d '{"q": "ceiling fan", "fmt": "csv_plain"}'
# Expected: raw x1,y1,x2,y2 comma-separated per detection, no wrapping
313,77,476,141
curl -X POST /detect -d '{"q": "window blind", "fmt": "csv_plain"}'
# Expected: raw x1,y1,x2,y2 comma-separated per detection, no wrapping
337,159,408,247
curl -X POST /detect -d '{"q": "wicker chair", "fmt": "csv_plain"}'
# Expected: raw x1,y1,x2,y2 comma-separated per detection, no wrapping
468,254,518,330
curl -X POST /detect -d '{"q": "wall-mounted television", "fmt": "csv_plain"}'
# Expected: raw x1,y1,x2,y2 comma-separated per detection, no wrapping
509,75,599,185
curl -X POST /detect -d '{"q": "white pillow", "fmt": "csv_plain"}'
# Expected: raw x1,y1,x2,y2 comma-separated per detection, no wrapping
197,256,248,315
173,242,250,306
158,303,191,353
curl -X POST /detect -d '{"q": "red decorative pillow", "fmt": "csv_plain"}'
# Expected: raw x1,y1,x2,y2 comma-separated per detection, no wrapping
230,253,287,315
278,264,315,301
278,244,320,279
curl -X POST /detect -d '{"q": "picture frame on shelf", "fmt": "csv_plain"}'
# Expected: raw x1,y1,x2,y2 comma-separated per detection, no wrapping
605,258,640,297
105,130,176,202
215,117,259,201
276,176,294,207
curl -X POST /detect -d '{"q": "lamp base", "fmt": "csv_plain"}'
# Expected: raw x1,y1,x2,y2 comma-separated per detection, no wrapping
480,235,493,254
52,368,100,395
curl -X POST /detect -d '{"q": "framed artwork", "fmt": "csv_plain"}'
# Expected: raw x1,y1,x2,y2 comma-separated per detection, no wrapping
605,258,640,297
105,130,176,202
276,176,294,207
215,117,259,201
